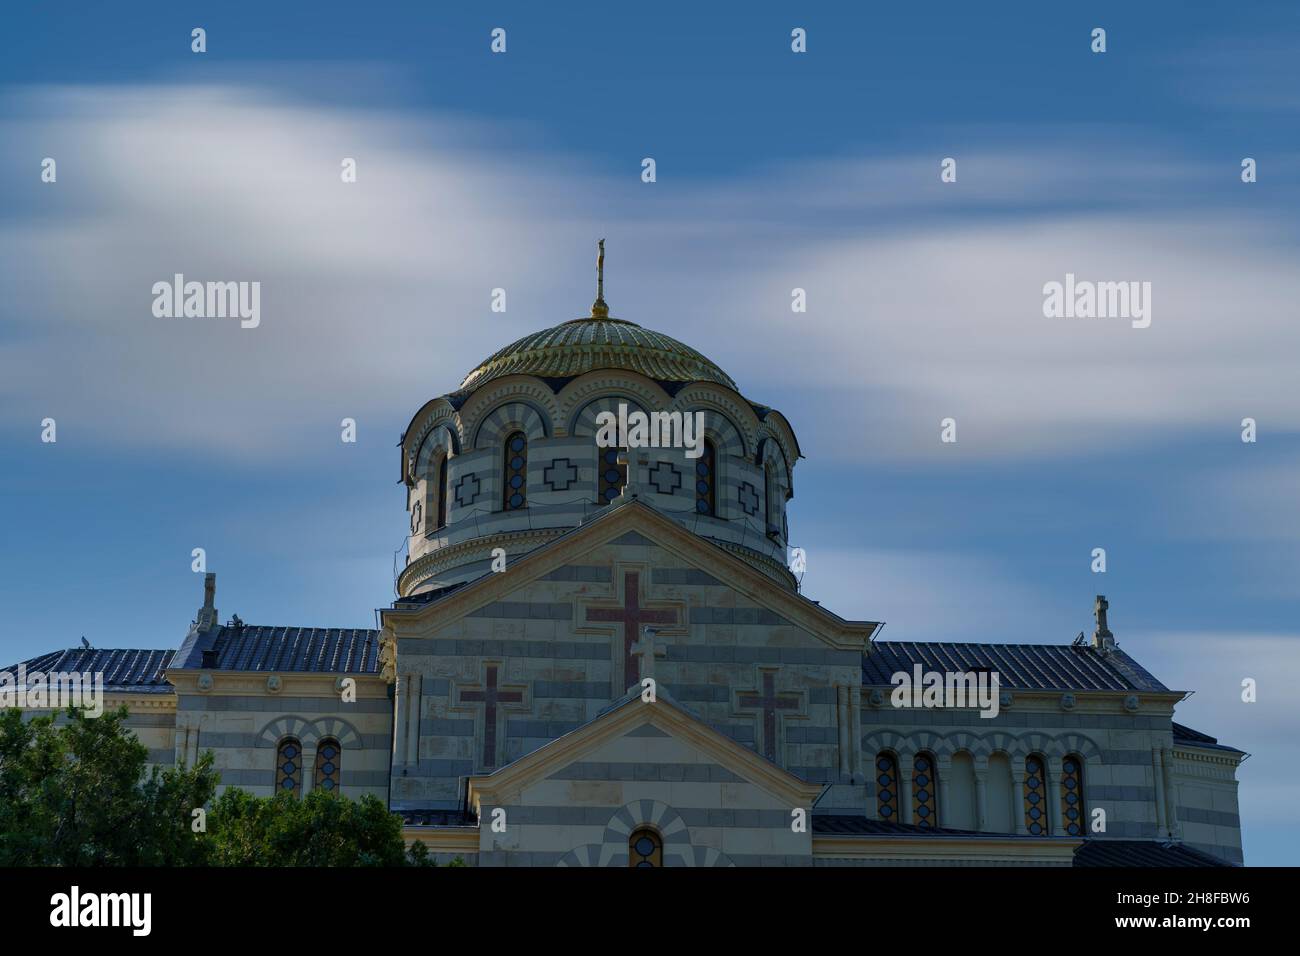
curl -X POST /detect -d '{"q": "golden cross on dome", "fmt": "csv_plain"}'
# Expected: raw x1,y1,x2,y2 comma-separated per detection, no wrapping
591,238,609,318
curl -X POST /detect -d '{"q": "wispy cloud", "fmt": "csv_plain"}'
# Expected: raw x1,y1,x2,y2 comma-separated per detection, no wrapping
3,79,1299,467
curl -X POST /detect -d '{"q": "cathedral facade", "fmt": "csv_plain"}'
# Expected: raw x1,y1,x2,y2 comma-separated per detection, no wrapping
10,268,1246,866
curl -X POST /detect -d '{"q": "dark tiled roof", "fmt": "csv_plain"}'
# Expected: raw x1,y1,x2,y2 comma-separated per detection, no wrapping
813,815,981,837
1173,721,1245,754
864,641,1168,692
176,625,381,674
400,809,477,827
3,648,176,694
1074,840,1233,867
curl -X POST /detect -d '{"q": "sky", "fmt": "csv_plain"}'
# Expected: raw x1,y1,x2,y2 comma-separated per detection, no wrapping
1,1,1297,863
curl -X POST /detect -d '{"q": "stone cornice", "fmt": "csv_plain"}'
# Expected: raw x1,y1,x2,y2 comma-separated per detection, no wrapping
166,669,388,698
399,528,565,596
812,834,1079,863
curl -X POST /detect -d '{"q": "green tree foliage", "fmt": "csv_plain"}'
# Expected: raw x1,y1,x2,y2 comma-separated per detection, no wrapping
0,706,461,867
0,706,216,865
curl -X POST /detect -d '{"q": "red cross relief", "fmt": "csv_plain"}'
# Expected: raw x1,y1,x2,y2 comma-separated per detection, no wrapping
584,571,678,688
738,671,800,762
460,663,524,768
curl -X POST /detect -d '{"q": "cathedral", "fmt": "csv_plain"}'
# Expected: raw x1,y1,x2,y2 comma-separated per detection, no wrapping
10,251,1246,866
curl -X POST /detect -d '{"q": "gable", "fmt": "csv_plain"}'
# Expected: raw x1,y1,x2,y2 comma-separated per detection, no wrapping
468,692,823,812
384,500,878,653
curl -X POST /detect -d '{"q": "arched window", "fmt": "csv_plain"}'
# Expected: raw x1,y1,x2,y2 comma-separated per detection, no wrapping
875,752,899,820
503,432,527,511
597,445,626,505
912,752,938,828
275,737,302,796
764,461,780,537
1060,754,1085,836
315,738,341,793
1023,754,1049,835
628,827,663,867
695,440,716,515
435,456,449,529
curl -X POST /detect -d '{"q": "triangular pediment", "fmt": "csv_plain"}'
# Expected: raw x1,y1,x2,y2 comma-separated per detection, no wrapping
466,687,823,811
382,499,878,652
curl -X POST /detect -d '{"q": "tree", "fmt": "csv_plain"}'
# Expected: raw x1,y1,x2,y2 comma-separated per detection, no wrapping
0,706,217,866
0,705,462,867
207,788,411,866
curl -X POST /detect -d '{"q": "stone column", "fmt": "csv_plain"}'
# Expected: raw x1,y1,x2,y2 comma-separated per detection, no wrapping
1012,764,1028,835
1047,755,1065,836
393,673,409,773
174,714,191,766
974,767,988,832
1152,748,1168,835
1161,747,1180,839
405,673,422,768
301,744,316,797
899,763,914,825
936,755,952,828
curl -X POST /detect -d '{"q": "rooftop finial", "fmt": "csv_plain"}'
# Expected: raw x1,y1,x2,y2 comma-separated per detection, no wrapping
591,238,609,318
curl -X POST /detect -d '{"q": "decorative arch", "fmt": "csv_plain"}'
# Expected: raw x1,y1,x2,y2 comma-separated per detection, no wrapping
256,715,362,750
470,400,550,450
413,423,458,483
555,800,733,867
456,376,562,441
568,393,652,438
409,417,462,482
556,371,674,431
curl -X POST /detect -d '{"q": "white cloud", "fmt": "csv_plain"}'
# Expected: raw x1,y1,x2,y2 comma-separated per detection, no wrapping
1138,630,1300,854
798,546,1057,640
3,80,1298,467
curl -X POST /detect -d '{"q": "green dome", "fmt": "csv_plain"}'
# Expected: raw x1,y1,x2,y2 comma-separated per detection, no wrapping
460,316,738,392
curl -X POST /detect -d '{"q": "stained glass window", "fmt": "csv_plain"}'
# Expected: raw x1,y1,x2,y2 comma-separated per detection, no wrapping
597,445,626,505
436,456,449,528
275,737,301,796
628,827,663,867
876,753,899,820
1024,754,1048,835
315,738,341,793
695,440,715,515
1060,754,1085,836
912,752,938,828
503,432,527,511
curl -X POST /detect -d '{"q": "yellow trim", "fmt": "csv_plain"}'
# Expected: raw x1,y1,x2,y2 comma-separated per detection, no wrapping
403,827,479,854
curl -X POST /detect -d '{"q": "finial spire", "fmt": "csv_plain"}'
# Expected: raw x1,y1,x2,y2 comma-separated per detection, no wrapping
591,238,609,318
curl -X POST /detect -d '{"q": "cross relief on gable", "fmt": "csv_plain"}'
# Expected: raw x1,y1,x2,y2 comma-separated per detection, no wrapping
451,661,530,770
578,568,686,694
734,667,806,765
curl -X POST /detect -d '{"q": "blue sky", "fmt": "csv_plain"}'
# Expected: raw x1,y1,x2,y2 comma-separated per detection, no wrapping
2,2,1298,862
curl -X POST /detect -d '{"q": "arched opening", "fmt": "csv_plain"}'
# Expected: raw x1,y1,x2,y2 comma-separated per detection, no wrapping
628,827,663,867
503,432,527,511
275,737,302,797
315,738,342,793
